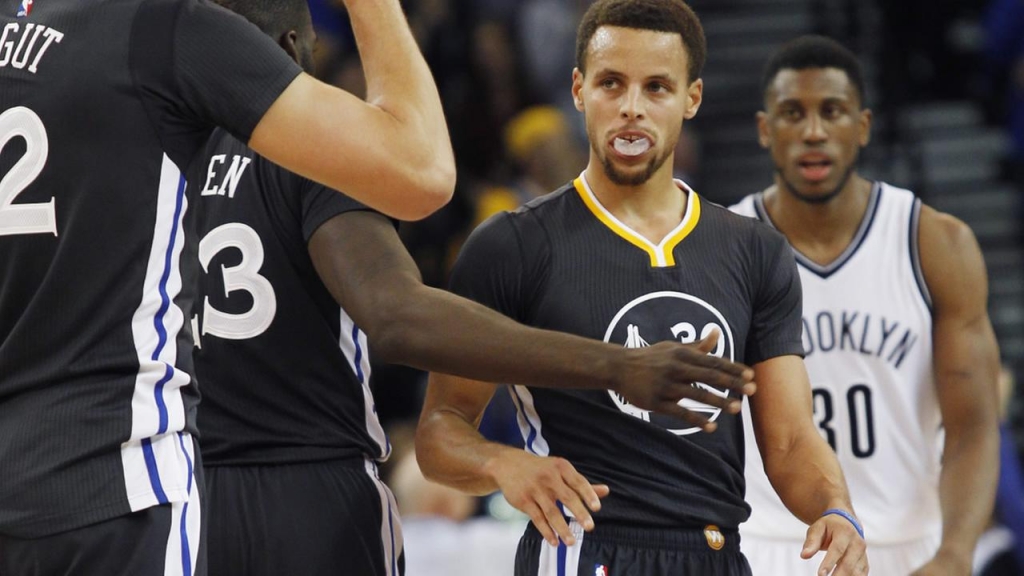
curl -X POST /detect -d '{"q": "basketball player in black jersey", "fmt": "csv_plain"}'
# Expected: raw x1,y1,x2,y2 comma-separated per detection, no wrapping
417,1,868,575
192,1,761,574
0,0,456,572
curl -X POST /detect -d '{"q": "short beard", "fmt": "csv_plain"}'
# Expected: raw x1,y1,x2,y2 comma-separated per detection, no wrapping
601,148,671,186
776,161,856,205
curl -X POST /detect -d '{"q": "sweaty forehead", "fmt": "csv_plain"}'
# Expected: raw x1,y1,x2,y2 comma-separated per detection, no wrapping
766,67,859,106
586,25,688,78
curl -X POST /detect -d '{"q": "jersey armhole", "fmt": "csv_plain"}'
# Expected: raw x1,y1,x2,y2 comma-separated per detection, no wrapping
909,198,933,310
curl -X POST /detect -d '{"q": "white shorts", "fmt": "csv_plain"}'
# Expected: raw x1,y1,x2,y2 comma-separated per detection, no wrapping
742,531,941,575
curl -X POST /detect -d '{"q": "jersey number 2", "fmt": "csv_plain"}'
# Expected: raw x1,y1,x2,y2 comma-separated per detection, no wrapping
0,106,57,237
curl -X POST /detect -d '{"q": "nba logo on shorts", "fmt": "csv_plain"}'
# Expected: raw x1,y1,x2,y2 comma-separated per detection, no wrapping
594,564,609,576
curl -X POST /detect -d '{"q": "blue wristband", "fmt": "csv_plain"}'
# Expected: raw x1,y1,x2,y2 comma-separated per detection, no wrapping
822,508,864,539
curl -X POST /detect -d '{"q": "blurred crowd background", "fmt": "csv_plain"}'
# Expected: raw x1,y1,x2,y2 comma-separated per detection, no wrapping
305,0,1024,573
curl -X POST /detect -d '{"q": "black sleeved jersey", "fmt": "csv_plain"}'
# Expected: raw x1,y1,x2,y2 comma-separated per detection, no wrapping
450,176,804,530
190,128,389,467
0,0,300,537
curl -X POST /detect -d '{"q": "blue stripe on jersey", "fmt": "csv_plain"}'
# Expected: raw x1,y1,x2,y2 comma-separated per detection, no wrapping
153,365,173,435
151,174,187,435
510,387,540,454
557,539,567,576
177,432,194,576
139,174,187,506
142,437,169,504
352,323,365,383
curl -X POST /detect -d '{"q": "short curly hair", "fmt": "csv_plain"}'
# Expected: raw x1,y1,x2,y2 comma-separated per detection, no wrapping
575,0,706,84
761,35,866,104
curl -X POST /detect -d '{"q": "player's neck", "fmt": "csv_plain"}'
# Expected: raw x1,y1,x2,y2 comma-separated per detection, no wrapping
763,175,873,266
582,163,687,246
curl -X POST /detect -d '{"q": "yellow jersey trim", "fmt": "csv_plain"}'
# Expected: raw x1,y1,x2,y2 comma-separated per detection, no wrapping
573,174,701,267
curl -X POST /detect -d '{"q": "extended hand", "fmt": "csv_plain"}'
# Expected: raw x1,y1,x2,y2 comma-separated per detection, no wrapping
802,514,868,575
610,330,755,431
488,450,608,547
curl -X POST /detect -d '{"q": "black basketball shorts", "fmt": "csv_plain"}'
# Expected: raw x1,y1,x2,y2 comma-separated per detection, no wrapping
205,457,403,576
515,518,751,576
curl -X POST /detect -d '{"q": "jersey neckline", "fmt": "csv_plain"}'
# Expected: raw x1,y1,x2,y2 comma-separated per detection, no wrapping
753,181,883,279
574,173,701,268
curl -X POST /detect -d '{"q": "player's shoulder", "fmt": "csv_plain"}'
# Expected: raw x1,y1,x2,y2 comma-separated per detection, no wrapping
911,192,986,310
722,191,780,246
510,181,578,219
876,180,915,199
871,181,969,245
704,193,757,228
475,182,574,236
461,182,576,263
725,192,761,220
703,192,788,251
917,202,977,256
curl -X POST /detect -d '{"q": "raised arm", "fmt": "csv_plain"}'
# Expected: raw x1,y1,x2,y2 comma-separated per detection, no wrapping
307,210,755,420
910,208,1000,576
749,355,867,576
250,0,454,221
416,371,606,547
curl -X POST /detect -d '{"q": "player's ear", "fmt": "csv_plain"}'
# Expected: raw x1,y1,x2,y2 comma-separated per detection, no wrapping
858,108,872,147
756,111,770,149
572,68,585,112
278,30,301,67
682,78,703,120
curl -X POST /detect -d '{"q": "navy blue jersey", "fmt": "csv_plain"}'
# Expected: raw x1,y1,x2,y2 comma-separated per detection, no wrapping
0,0,300,537
190,128,390,466
451,176,803,530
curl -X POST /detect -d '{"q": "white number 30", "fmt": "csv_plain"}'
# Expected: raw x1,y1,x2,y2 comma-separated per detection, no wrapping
0,106,57,236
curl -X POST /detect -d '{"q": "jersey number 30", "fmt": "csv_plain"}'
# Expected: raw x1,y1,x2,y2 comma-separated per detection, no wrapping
0,107,58,237
813,384,876,458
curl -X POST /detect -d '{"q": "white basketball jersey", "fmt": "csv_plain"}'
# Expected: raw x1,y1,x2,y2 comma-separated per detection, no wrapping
731,182,940,545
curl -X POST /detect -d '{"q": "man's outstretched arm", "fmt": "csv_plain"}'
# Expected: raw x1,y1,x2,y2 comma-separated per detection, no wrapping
250,0,454,220
308,210,755,423
750,355,868,576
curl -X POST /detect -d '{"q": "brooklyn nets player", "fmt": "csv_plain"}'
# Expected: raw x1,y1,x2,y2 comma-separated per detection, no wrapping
734,35,1000,575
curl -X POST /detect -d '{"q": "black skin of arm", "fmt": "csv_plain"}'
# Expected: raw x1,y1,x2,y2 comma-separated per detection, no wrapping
308,210,755,425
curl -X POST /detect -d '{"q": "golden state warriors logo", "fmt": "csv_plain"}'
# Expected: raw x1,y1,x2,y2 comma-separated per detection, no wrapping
704,525,726,550
604,291,734,435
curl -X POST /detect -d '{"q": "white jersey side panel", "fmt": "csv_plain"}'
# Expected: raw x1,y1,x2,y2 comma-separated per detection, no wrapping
732,183,940,545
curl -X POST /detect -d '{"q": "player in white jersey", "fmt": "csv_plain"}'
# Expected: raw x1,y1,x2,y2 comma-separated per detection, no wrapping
732,35,1000,575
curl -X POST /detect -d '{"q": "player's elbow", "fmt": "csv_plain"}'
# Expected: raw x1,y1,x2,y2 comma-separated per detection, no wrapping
362,298,421,364
398,157,456,221
362,315,405,365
